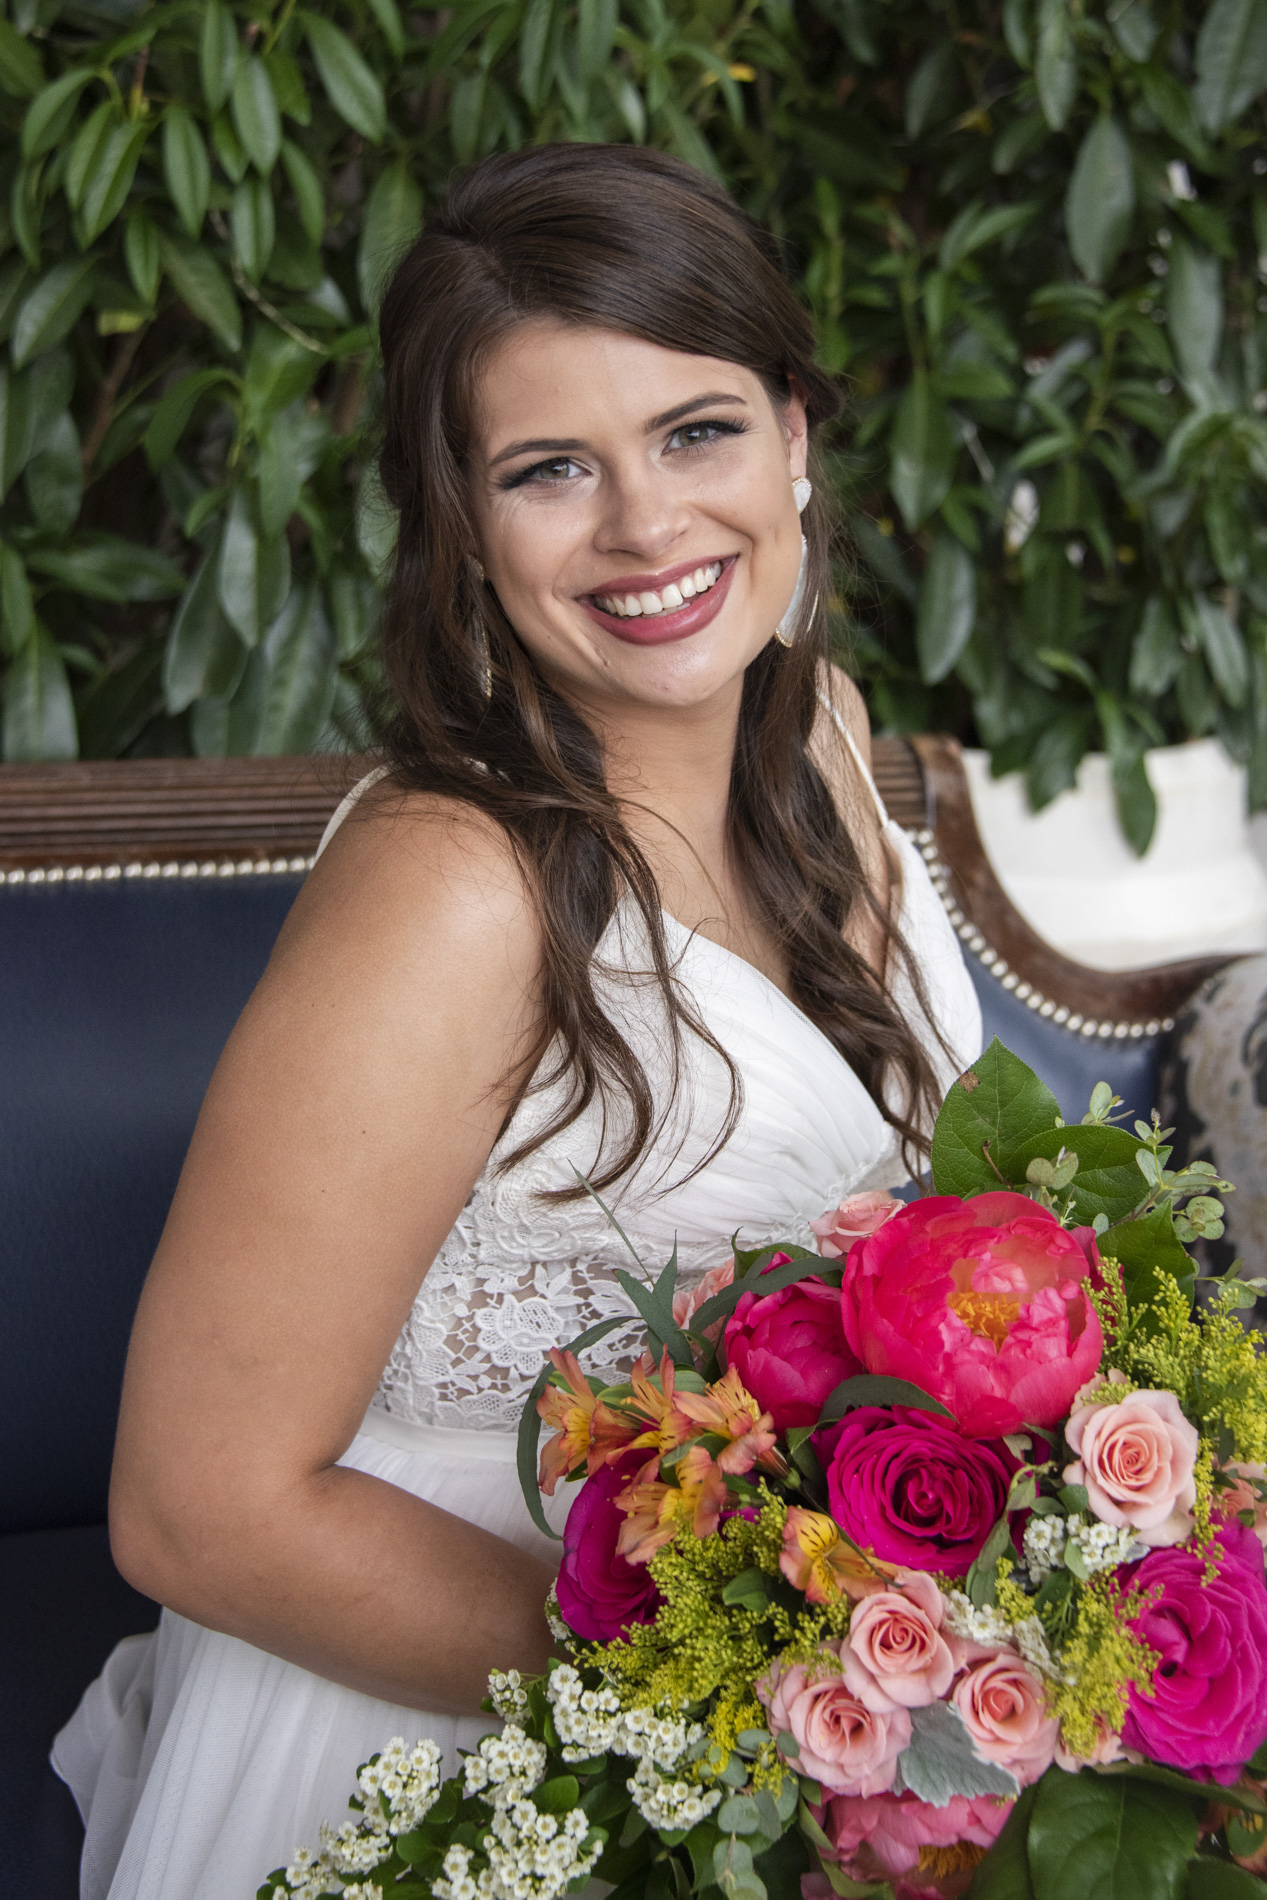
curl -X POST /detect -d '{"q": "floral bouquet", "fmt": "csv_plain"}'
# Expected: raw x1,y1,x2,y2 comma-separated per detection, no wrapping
260,1039,1267,1900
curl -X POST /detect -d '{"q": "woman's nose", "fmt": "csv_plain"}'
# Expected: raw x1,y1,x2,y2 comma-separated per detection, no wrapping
592,465,693,563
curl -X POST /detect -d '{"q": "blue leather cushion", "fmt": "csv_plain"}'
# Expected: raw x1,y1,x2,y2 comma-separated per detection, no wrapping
966,956,1164,1125
0,1522,158,1898
0,874,303,1535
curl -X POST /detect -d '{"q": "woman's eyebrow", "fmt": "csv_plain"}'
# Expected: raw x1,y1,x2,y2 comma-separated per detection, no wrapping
486,392,750,470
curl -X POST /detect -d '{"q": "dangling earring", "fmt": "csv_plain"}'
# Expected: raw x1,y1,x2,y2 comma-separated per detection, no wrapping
775,535,809,648
793,477,812,514
468,556,492,697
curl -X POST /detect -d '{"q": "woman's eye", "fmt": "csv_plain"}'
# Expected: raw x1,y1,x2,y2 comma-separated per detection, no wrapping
666,419,744,453
506,456,584,488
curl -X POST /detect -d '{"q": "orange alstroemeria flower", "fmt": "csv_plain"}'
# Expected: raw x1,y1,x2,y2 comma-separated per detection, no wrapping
779,1507,900,1604
615,1446,729,1564
675,1366,785,1477
536,1349,636,1496
623,1350,695,1462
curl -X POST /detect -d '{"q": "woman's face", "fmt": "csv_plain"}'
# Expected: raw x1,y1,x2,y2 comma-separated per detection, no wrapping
468,323,808,719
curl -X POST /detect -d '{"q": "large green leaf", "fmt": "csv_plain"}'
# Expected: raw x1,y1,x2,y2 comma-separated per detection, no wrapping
0,15,44,99
1006,1124,1148,1225
1194,0,1267,131
1036,0,1077,128
22,69,95,160
917,532,976,683
1065,117,1134,284
929,1038,1061,1199
217,484,290,645
303,15,386,142
64,99,115,212
1184,594,1249,707
1167,239,1223,389
1026,1770,1199,1900
144,367,237,469
0,542,34,655
24,409,81,534
163,105,210,239
159,233,242,353
3,624,76,760
79,118,148,243
1184,1861,1267,1898
232,55,281,175
890,373,955,531
358,161,423,314
231,177,275,283
257,402,327,538
242,327,322,425
249,579,338,753
968,1783,1037,1898
200,0,238,111
10,256,96,370
27,536,185,602
1097,1207,1192,1306
163,545,245,713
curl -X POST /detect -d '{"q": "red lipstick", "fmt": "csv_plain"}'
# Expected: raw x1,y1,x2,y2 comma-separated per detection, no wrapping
579,556,737,647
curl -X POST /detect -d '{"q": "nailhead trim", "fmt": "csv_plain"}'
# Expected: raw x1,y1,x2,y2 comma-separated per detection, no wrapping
906,827,1173,1041
3,855,314,886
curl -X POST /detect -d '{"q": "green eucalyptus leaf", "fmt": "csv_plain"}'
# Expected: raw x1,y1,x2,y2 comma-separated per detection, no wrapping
3,622,75,760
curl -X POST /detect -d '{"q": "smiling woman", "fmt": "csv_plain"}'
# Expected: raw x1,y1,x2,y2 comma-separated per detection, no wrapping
50,144,982,1900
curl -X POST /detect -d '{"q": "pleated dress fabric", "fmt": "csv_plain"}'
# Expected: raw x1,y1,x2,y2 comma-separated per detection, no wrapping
52,745,982,1900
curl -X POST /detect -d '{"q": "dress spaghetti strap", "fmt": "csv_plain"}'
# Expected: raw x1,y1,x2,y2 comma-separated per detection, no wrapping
815,687,890,829
314,764,392,861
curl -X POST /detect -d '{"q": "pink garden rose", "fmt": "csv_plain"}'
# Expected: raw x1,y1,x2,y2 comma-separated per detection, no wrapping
724,1276,862,1431
1064,1382,1199,1546
816,1788,1013,1890
811,1191,903,1259
672,1260,736,1344
1218,1461,1267,1546
840,1571,963,1710
758,1651,910,1796
840,1192,1104,1438
817,1407,1017,1577
951,1646,1058,1785
554,1456,662,1641
1122,1521,1267,1782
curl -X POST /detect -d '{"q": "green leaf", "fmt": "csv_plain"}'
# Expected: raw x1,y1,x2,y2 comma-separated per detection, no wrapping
577,0,617,78
1167,240,1223,388
303,14,386,142
163,542,245,712
159,233,242,353
930,1037,1061,1198
124,209,160,307
263,48,311,125
81,118,148,244
212,110,249,183
967,1782,1037,1898
3,623,75,760
1110,0,1158,60
890,373,955,531
231,176,275,283
217,484,290,646
894,1702,1019,1805
358,161,423,315
243,325,321,423
905,40,955,138
1185,594,1248,708
200,0,238,112
281,138,325,246
233,55,281,175
1036,0,1077,129
27,535,185,602
1184,1860,1267,1898
366,0,405,58
518,0,552,109
257,401,327,536
144,368,236,468
534,1774,581,1817
0,14,44,99
64,99,116,212
163,104,211,239
1194,0,1267,132
1008,1124,1147,1225
917,533,976,684
24,409,81,533
0,542,35,655
1065,117,1134,285
10,256,97,370
1026,1769,1198,1900
0,365,33,499
22,69,94,160
817,1374,953,1424
1129,597,1181,696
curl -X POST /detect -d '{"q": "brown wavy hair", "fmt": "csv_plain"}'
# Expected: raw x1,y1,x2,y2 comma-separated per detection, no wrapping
373,143,944,1192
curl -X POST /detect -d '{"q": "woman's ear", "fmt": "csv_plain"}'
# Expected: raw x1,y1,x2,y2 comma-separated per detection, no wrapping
783,380,810,481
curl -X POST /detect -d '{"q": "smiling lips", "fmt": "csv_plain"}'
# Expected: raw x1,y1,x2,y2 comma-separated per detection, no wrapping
582,555,736,645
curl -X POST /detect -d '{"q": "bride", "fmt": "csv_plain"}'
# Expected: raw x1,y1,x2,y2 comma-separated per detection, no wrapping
53,142,980,1899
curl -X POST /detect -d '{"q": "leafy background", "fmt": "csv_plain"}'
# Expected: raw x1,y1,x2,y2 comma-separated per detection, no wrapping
1,0,1266,847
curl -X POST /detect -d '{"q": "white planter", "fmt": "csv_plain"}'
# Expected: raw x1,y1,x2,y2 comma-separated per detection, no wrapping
962,738,1267,972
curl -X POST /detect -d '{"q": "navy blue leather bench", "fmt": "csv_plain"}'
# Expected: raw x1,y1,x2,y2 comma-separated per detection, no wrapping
0,743,1226,1896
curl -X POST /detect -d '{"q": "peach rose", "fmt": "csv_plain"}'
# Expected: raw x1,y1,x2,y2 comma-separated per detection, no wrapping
1054,1714,1125,1772
811,1192,902,1259
952,1648,1058,1786
840,1571,964,1711
1064,1385,1199,1546
757,1651,911,1796
672,1259,736,1345
1219,1462,1267,1547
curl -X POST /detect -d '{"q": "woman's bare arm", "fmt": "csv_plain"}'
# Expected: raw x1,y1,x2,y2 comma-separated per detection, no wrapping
109,792,557,1715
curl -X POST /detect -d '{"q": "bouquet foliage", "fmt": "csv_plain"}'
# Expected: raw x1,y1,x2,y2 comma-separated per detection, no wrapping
260,1039,1267,1900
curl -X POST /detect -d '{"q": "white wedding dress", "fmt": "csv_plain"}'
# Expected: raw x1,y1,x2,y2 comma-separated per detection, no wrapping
52,720,981,1900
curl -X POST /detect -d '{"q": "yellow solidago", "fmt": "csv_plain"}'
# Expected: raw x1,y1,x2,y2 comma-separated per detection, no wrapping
1116,1274,1267,1465
1049,1576,1158,1762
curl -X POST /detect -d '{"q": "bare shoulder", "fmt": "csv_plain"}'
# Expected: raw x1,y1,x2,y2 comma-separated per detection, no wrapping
808,661,876,817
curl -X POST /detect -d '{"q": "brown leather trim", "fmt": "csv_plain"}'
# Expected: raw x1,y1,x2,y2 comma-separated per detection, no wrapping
910,733,1232,1027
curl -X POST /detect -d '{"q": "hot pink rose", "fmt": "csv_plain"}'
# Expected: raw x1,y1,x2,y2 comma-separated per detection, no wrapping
1064,1384,1199,1546
1123,1523,1267,1782
724,1276,862,1431
811,1191,903,1259
554,1455,663,1641
817,1788,1012,1887
951,1646,1058,1785
757,1651,910,1796
840,1571,963,1710
1219,1461,1267,1546
840,1192,1104,1438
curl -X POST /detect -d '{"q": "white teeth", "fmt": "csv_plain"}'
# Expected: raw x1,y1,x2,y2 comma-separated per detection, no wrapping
595,562,724,617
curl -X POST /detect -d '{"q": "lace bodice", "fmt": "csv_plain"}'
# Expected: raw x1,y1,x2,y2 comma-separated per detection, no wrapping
319,773,982,1434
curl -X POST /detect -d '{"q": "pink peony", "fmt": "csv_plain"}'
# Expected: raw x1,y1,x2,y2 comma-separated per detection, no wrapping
757,1651,910,1796
1122,1522,1267,1782
840,1571,963,1710
817,1406,1017,1577
554,1456,662,1641
1218,1461,1267,1546
811,1191,903,1259
1064,1383,1199,1547
817,1788,1013,1887
840,1192,1104,1438
951,1646,1058,1785
723,1276,862,1431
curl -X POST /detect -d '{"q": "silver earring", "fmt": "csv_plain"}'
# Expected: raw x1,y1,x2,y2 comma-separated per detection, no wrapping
472,557,486,583
775,535,809,648
793,477,812,514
